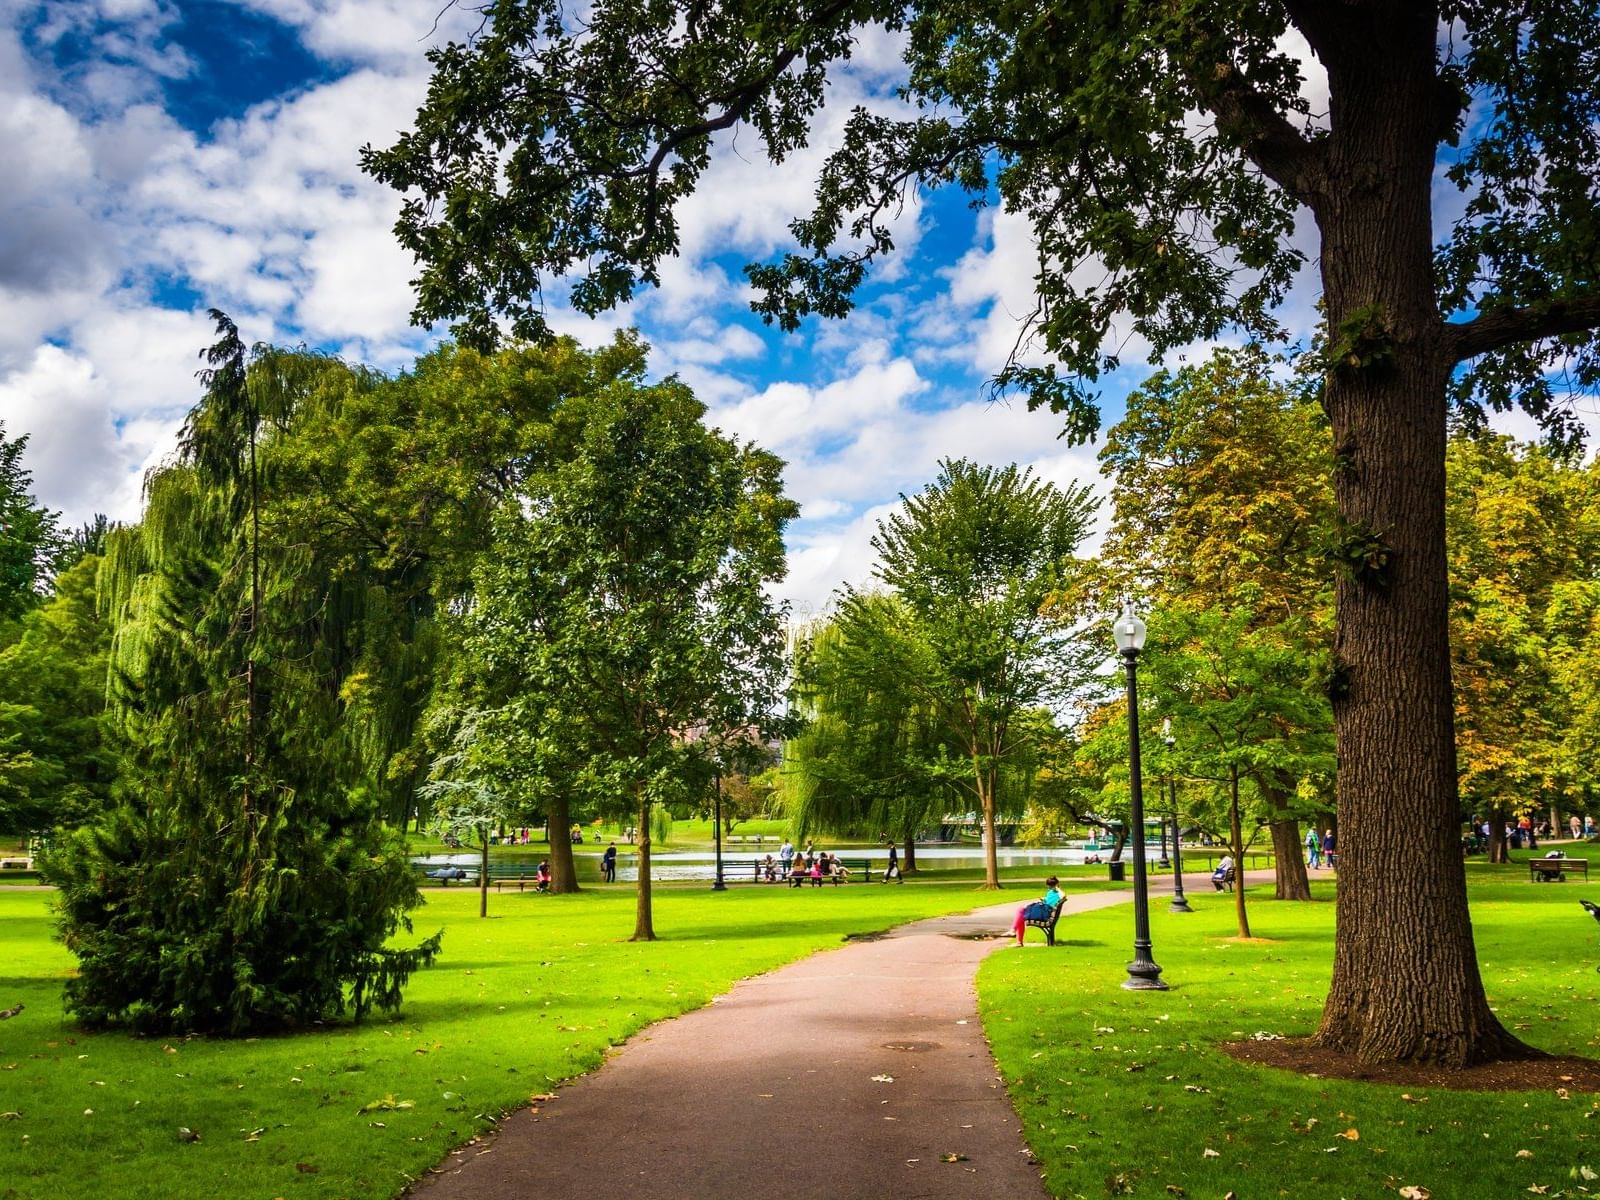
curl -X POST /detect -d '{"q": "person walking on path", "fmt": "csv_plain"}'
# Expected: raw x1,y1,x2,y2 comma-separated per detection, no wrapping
1305,827,1321,869
881,844,903,883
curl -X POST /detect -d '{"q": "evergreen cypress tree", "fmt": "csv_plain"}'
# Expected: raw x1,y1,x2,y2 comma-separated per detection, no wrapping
48,314,439,1034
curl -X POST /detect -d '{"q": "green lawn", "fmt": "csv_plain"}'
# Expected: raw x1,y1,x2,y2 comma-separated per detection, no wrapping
8,864,1598,1200
980,874,1600,1200
0,879,1006,1200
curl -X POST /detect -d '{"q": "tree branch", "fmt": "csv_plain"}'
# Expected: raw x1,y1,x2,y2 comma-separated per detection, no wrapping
1205,62,1326,202
1448,291,1600,364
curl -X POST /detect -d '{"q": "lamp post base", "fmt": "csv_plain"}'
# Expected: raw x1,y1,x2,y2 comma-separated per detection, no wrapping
1169,894,1193,913
1122,959,1169,991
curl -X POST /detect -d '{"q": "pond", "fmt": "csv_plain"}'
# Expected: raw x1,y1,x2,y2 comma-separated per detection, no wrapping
412,840,1187,883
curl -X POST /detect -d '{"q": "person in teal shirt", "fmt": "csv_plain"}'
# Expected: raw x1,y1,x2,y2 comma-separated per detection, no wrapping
1012,876,1063,945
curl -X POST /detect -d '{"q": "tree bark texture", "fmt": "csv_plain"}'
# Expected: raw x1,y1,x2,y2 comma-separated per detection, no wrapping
1311,13,1527,1065
546,794,581,894
976,760,1001,888
478,833,490,919
902,834,918,873
1262,782,1310,900
1229,767,1251,939
632,790,655,941
1487,806,1509,864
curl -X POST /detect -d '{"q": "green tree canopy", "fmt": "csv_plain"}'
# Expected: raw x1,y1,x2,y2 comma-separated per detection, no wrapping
835,459,1099,887
1099,347,1337,899
785,598,953,867
0,422,61,625
0,556,117,835
1446,434,1600,852
459,371,796,940
49,322,439,1034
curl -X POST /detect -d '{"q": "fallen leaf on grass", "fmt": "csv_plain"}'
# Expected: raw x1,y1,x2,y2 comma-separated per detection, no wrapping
1337,1128,1360,1141
1398,1187,1430,1200
1528,1186,1549,1195
1202,1148,1220,1159
296,1162,319,1174
1516,1149,1534,1159
871,1074,895,1083
358,1095,415,1114
1400,1094,1428,1104
940,1153,968,1162
0,1112,19,1121
175,1127,200,1143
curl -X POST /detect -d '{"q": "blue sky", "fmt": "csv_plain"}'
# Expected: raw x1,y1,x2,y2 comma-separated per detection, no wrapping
2,2,1562,615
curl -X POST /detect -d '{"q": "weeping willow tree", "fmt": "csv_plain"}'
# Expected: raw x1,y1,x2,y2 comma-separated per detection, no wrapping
47,314,439,1034
785,599,954,872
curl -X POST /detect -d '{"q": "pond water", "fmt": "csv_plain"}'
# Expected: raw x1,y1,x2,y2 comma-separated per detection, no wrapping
412,840,1185,883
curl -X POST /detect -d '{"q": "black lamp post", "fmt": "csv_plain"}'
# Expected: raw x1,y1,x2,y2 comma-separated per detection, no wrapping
711,767,727,892
1114,604,1167,990
1164,721,1192,914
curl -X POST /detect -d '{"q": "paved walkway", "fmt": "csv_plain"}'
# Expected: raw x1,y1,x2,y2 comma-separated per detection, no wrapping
408,870,1260,1200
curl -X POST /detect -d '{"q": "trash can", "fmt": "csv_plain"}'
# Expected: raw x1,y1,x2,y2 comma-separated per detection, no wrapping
1108,860,1126,882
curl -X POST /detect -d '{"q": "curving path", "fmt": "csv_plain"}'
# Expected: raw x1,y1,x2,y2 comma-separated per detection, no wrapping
407,871,1259,1200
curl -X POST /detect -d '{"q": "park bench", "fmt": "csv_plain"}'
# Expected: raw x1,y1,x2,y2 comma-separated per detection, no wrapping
726,857,873,884
1530,857,1589,883
417,865,475,886
488,864,547,891
1211,865,1237,892
1022,895,1068,946
0,856,32,871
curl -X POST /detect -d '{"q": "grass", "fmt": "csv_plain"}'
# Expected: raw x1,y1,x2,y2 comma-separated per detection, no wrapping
11,856,1597,1200
979,874,1600,1200
0,877,1015,1200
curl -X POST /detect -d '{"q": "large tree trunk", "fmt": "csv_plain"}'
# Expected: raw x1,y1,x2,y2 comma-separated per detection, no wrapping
902,833,918,873
1311,11,1527,1066
631,787,655,941
1262,781,1310,900
546,793,580,894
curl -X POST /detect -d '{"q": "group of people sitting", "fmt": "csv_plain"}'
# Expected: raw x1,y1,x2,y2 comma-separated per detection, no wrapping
759,851,850,885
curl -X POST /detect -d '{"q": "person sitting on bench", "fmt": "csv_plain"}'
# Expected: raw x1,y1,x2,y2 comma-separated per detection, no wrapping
1012,876,1063,946
789,856,810,887
1212,854,1235,891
